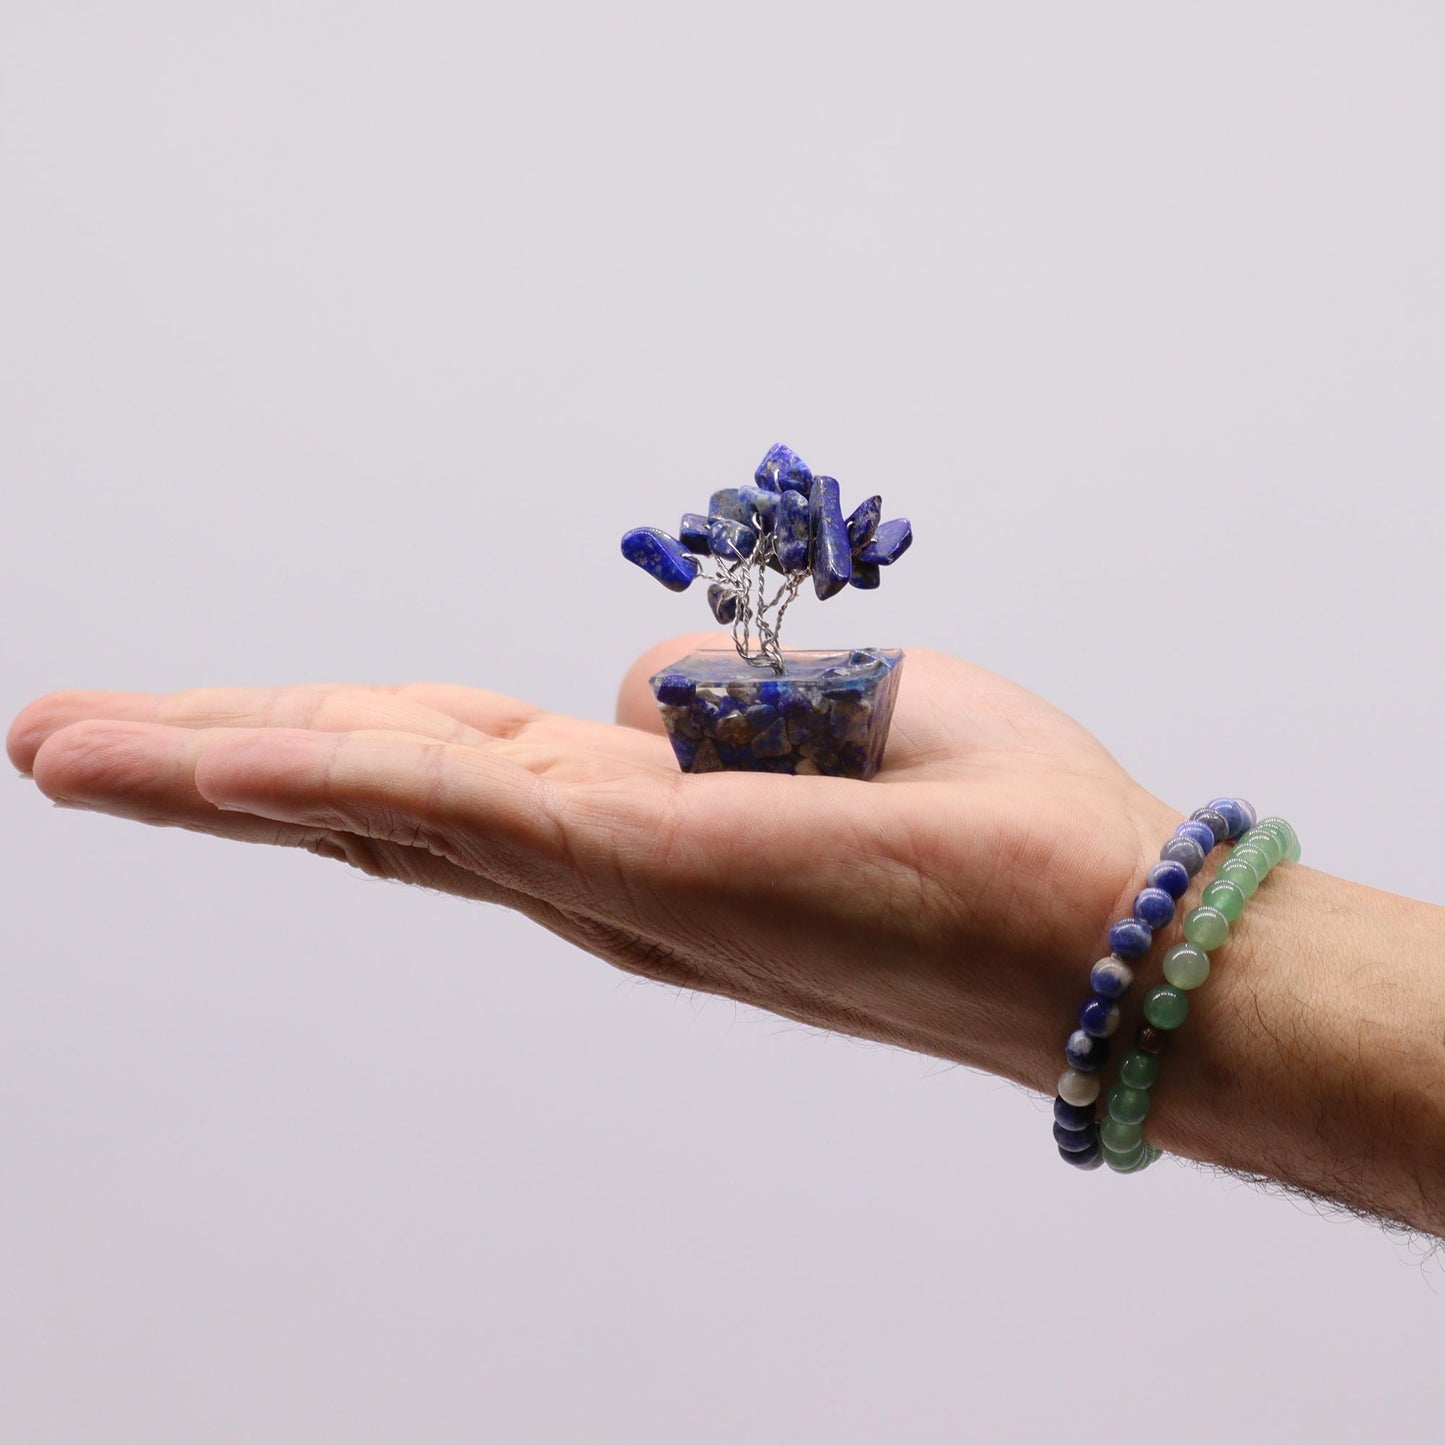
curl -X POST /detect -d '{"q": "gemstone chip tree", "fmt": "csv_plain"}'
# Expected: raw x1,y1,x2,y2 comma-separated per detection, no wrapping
620,443,914,779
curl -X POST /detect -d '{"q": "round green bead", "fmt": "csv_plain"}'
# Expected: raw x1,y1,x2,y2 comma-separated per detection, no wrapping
1248,830,1283,868
1119,1049,1161,1089
1231,843,1270,882
1201,876,1246,921
1104,1138,1146,1172
1109,1143,1153,1173
1259,816,1301,862
1217,858,1259,898
1183,905,1229,951
1163,941,1212,991
1142,984,1190,1031
1107,1083,1153,1125
1101,1116,1143,1152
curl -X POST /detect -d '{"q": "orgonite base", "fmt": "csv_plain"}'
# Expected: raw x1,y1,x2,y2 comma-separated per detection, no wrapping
649,648,904,779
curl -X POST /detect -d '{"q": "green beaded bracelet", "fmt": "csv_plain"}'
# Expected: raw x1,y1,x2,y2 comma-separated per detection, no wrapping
1098,815,1300,1174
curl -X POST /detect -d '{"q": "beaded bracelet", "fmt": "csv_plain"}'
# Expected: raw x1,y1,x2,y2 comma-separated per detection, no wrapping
1098,814,1300,1173
1053,797,1258,1170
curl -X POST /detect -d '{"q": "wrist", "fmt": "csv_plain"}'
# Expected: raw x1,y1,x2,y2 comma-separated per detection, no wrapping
1146,861,1445,1235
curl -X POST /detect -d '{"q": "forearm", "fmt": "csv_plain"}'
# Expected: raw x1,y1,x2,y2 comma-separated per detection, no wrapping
1123,862,1445,1236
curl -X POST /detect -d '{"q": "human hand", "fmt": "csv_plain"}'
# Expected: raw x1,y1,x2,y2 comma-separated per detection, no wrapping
8,633,1178,1094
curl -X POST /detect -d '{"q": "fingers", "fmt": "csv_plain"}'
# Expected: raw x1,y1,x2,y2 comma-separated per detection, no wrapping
615,631,732,734
29,717,691,913
9,682,675,776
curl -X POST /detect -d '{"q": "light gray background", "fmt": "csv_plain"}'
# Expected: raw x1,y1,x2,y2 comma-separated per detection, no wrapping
3,3,1443,1441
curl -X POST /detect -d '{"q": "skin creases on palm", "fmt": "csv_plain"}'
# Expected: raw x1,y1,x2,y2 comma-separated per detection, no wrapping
8,631,1175,1089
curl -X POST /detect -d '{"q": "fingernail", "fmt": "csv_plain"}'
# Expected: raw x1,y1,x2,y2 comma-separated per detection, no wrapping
17,771,33,780
52,799,90,811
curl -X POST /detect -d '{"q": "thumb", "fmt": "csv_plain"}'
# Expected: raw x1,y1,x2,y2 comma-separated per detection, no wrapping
615,631,732,733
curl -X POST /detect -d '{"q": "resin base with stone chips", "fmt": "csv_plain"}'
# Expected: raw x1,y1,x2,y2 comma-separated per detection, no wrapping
649,648,904,780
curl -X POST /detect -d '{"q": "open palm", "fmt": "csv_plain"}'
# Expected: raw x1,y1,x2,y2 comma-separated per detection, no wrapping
9,632,1177,1093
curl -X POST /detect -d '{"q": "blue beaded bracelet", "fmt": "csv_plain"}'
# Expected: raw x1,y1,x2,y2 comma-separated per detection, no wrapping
1053,797,1256,1170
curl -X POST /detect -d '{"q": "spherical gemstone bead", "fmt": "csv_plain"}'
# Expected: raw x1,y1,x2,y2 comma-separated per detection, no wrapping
1201,876,1246,922
1142,984,1190,1031
1110,1145,1154,1174
1236,799,1258,833
1054,1096,1097,1131
1089,955,1134,999
1066,1029,1111,1071
1107,918,1152,960
1230,844,1270,883
1217,858,1259,898
1079,995,1121,1038
1059,1139,1102,1168
1174,819,1218,855
1258,816,1299,861
1209,797,1248,840
1162,941,1211,991
1133,886,1176,930
1147,859,1191,900
1104,1138,1147,1171
1160,835,1207,876
1190,807,1231,845
1058,1068,1101,1107
1054,1120,1099,1152
1246,829,1283,868
1107,1083,1152,1126
1135,1024,1169,1055
1100,1116,1143,1153
1183,905,1229,952
1119,1048,1161,1089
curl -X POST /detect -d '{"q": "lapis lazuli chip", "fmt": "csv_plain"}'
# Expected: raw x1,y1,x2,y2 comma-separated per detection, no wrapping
709,517,758,560
679,512,711,553
808,475,851,599
753,443,813,495
621,527,701,591
857,517,912,565
845,495,881,551
774,489,811,572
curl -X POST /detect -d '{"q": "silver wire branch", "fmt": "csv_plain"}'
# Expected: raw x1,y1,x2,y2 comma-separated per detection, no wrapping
707,522,805,674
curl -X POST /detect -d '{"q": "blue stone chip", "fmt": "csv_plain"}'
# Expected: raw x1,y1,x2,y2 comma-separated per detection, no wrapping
774,488,811,572
679,512,711,553
620,527,701,592
754,442,813,494
808,475,851,599
857,516,912,565
845,495,881,550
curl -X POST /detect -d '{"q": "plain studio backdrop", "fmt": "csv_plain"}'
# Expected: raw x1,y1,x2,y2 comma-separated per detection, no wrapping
3,4,1443,1441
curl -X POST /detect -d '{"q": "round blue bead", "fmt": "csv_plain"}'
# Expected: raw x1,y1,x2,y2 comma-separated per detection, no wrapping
1089,955,1132,999
1107,917,1152,960
1159,835,1206,876
1132,886,1176,930
1174,819,1218,855
1054,1120,1098,1152
1190,807,1231,845
1147,859,1191,900
1065,1029,1111,1072
1053,1096,1096,1131
1078,994,1119,1038
1236,799,1257,833
1059,1137,1102,1168
1209,797,1247,840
